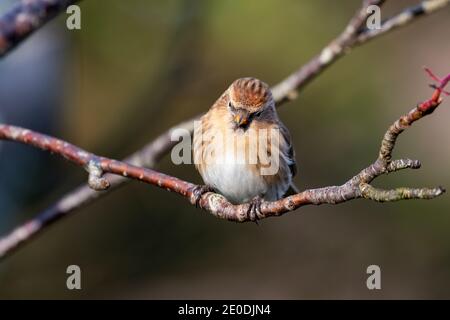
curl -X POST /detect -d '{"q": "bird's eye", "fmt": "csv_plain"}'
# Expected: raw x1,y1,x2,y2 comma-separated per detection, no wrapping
253,110,263,118
228,101,236,111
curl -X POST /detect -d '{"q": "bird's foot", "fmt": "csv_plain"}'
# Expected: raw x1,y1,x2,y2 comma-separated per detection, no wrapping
190,184,215,207
247,196,264,223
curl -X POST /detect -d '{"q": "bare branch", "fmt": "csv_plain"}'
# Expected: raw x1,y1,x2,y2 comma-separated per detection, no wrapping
271,0,386,103
272,0,450,103
0,70,448,259
0,118,196,259
356,0,450,44
0,0,79,57
360,184,443,202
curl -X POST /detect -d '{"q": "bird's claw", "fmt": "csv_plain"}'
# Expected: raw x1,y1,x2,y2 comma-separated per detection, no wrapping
190,185,214,207
247,196,263,223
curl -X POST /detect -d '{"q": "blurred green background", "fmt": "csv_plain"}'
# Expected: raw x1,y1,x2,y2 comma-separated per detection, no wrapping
0,0,449,299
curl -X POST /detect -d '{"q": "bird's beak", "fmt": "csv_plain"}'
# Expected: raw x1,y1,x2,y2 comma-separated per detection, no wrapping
234,112,249,128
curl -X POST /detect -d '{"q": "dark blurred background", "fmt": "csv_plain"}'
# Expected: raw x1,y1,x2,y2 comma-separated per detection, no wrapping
0,0,449,299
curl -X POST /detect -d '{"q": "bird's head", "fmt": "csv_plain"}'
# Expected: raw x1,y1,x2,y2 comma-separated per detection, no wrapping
227,77,274,129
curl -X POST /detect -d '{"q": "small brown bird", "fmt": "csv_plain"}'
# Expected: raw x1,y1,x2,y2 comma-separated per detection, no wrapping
193,78,297,211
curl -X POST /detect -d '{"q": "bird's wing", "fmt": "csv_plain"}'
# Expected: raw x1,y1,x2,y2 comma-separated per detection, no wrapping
279,122,297,178
279,122,299,196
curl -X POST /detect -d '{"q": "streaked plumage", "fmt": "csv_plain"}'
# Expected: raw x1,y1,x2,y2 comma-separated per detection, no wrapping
193,78,297,204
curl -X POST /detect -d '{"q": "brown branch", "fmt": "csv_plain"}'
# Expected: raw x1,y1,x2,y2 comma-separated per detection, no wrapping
0,70,449,259
0,0,79,57
271,0,385,103
0,0,448,259
0,118,196,259
355,0,450,44
271,0,450,103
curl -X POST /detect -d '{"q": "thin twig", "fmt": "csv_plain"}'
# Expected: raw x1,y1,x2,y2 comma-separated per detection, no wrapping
355,0,450,44
271,0,386,103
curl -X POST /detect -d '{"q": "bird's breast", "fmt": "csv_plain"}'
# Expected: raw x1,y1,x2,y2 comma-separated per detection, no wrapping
200,140,268,204
195,126,285,204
